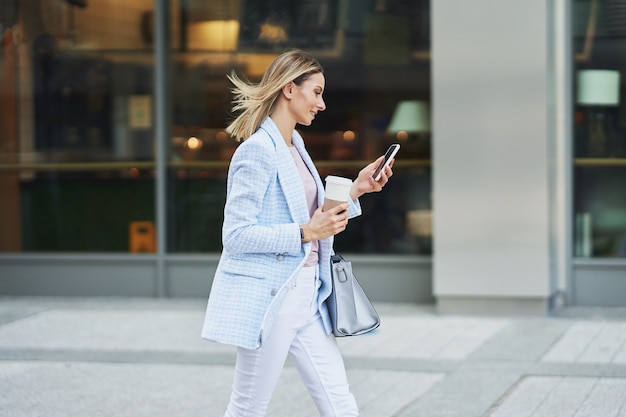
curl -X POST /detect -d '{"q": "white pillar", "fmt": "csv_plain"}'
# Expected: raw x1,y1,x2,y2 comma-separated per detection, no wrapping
432,0,560,314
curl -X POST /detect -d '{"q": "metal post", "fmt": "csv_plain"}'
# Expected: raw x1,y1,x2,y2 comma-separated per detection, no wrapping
554,0,573,305
154,0,170,297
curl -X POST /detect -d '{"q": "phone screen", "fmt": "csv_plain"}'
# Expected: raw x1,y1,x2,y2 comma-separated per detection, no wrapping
373,144,400,180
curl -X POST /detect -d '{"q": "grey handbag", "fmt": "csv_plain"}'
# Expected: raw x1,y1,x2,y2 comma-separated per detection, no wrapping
327,253,380,337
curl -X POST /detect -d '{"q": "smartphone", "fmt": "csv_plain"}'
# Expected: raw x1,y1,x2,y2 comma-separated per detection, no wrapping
373,144,400,181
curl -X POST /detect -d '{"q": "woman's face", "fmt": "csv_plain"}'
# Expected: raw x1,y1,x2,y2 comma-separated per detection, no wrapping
290,72,326,126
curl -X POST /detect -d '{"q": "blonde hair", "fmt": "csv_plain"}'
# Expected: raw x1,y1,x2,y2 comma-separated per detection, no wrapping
226,49,324,141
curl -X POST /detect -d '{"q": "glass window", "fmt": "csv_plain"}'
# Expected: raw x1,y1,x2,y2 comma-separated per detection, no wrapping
1,0,432,255
0,0,157,252
169,0,432,254
573,0,626,258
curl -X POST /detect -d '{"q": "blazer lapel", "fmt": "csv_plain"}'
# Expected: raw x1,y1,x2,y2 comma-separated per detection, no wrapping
259,118,310,224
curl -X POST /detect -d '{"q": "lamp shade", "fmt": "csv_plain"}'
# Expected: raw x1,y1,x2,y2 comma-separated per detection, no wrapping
387,100,431,133
577,70,621,106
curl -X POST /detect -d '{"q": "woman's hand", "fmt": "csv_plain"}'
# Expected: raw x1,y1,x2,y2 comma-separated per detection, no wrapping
349,155,394,200
300,203,349,242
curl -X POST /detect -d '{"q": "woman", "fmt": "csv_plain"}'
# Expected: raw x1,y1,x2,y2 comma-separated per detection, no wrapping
201,49,394,417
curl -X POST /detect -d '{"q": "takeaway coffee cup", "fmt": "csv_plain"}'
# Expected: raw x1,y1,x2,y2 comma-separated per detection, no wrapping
323,175,352,211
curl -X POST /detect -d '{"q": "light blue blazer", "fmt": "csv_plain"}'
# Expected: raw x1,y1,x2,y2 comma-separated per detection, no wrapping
201,117,362,350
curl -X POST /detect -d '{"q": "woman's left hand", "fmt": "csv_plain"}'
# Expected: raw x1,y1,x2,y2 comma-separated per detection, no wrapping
349,155,394,200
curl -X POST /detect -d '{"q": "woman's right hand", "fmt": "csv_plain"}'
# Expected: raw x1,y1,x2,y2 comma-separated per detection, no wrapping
300,203,349,242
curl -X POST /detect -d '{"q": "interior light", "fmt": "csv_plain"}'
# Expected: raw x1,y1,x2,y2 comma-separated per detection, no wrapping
395,131,409,141
186,136,202,150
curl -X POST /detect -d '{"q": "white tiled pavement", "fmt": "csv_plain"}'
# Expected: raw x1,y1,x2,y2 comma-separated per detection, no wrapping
486,376,626,417
1,297,626,417
541,321,626,364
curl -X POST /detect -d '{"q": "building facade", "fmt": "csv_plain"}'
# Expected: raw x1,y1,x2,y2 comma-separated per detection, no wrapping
0,0,624,311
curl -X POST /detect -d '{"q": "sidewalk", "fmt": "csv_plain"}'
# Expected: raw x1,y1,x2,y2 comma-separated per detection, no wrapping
1,297,626,417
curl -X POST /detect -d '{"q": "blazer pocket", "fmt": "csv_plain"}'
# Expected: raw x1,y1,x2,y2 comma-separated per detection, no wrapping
220,258,268,280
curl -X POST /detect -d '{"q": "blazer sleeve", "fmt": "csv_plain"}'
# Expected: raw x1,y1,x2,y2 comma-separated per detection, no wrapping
222,139,302,256
348,197,362,219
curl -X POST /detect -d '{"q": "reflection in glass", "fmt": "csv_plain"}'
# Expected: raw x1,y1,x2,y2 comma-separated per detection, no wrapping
573,0,626,258
0,0,156,252
168,0,432,254
1,0,432,255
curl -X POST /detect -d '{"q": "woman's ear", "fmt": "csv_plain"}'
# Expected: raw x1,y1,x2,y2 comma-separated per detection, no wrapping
281,82,294,99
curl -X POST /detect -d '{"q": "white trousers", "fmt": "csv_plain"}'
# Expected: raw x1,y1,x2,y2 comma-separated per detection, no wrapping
224,266,359,417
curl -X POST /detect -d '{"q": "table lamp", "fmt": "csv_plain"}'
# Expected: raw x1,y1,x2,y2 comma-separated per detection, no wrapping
387,100,431,140
577,69,620,157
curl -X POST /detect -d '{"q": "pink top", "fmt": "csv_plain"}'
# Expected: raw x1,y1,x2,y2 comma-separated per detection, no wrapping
289,146,319,266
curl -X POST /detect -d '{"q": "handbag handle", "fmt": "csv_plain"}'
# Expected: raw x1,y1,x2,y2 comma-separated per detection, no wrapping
335,264,348,283
331,254,348,283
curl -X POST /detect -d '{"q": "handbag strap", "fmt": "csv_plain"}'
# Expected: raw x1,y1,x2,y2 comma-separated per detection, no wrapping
331,253,344,264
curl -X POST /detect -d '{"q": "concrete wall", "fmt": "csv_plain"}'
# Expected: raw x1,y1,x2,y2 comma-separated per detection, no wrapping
0,255,433,303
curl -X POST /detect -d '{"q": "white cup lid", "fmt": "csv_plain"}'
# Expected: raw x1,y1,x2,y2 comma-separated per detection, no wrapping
325,175,352,185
